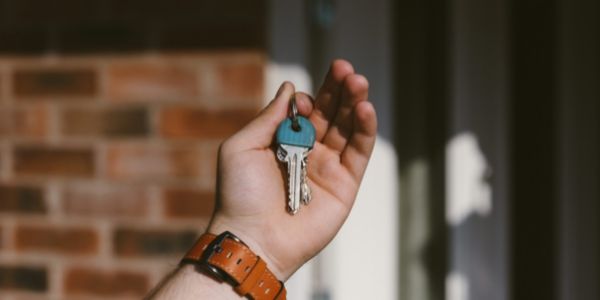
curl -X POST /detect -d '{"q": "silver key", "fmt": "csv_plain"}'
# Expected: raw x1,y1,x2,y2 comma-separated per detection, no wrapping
275,97,316,215
301,157,311,204
277,144,310,214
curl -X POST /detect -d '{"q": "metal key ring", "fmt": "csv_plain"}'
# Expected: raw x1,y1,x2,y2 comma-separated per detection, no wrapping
290,95,301,131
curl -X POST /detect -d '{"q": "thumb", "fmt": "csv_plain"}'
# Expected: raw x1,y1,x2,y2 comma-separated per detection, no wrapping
225,81,295,151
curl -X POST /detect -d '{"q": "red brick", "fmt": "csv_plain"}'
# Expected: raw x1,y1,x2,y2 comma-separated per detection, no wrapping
113,228,197,257
15,225,98,255
0,106,49,139
64,268,149,297
62,184,148,218
13,105,50,138
106,144,202,181
0,149,4,176
163,188,214,219
159,107,256,139
13,68,97,99
13,146,94,177
61,107,149,137
0,184,46,214
215,61,264,99
0,109,11,136
107,63,199,102
0,265,47,292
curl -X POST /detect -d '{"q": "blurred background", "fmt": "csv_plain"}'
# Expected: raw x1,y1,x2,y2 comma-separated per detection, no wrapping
0,0,598,300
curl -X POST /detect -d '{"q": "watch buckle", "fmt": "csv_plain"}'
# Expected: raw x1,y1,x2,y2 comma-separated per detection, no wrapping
200,231,245,281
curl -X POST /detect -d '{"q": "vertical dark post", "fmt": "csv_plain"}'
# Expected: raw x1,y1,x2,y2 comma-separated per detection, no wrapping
510,0,558,299
557,0,600,299
394,0,449,299
424,1,450,298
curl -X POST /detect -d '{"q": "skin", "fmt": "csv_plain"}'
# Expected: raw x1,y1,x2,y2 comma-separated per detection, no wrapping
148,59,377,299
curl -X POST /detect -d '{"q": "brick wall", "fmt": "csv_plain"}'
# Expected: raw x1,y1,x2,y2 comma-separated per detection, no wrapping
0,52,265,299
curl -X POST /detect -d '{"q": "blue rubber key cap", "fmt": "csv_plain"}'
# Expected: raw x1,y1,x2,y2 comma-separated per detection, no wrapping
276,115,316,215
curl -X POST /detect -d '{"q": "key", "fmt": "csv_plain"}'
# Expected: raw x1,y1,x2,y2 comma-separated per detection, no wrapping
278,144,308,214
276,116,316,214
301,157,311,204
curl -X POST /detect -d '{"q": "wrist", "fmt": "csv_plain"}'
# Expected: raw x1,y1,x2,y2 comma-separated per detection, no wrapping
181,227,287,299
206,216,288,281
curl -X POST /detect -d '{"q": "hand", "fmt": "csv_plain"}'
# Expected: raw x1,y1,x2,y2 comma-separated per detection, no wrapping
207,60,377,280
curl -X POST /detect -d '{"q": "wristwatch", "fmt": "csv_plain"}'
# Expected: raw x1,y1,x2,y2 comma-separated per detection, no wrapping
181,231,287,300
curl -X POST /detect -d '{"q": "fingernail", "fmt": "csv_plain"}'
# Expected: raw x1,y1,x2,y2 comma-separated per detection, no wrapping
275,82,286,98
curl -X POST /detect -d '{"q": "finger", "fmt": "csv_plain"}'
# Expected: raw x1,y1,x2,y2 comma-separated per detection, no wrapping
225,82,295,151
322,74,369,152
341,101,377,181
294,92,314,117
310,59,355,141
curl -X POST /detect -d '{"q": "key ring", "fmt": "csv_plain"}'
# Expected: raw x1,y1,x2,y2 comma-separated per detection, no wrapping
290,95,300,131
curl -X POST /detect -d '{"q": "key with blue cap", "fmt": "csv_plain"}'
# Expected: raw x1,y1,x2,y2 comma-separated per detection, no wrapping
276,105,316,215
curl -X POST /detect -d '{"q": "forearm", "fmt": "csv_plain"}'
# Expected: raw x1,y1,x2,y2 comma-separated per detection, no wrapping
147,265,242,300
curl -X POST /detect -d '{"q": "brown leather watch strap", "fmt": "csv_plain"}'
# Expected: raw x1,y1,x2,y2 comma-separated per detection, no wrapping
181,231,286,300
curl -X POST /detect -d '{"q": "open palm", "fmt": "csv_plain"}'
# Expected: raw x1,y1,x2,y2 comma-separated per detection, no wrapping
207,60,377,280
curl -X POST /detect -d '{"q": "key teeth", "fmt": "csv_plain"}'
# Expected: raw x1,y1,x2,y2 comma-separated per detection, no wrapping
288,188,299,215
301,182,311,205
276,147,288,162
287,199,299,215
302,190,311,205
301,158,311,205
278,143,311,215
